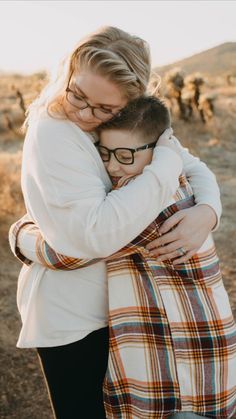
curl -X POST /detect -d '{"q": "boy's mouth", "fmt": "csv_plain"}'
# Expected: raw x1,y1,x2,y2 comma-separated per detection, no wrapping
110,176,122,186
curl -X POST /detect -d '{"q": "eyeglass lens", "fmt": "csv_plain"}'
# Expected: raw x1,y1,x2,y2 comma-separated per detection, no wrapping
66,91,114,121
97,146,134,164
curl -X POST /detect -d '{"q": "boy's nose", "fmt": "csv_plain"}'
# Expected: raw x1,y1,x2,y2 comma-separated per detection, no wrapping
106,153,121,174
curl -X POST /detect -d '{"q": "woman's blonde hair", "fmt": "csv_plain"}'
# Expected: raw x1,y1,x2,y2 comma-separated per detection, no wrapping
25,26,152,127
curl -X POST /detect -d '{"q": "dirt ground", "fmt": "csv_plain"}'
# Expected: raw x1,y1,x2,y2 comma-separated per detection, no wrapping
0,82,236,418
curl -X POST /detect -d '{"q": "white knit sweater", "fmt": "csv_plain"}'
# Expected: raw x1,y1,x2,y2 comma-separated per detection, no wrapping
15,112,221,347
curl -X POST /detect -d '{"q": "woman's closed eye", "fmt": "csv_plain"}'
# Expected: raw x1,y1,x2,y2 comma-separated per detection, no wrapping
72,92,85,101
73,94,113,114
72,88,113,111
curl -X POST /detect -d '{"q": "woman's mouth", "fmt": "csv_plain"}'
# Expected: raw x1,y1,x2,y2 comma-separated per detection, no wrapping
72,112,100,127
76,118,97,126
75,118,99,131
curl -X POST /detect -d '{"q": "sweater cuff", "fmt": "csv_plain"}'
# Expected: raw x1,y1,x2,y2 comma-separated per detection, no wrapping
8,218,34,266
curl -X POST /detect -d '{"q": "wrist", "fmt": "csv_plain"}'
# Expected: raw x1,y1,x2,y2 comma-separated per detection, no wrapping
196,204,217,231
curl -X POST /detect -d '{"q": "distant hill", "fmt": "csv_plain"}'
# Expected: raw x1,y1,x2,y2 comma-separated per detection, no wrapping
155,42,236,76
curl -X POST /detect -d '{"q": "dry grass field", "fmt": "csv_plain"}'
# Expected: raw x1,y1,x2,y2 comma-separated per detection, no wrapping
0,71,236,418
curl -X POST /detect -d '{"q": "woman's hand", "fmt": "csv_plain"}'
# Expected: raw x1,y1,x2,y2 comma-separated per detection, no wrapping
146,204,217,264
155,128,181,156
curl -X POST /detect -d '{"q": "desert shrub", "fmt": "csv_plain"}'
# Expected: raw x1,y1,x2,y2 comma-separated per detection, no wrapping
0,151,25,226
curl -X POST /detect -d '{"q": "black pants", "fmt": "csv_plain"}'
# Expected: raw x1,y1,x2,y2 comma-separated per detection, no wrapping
37,327,109,419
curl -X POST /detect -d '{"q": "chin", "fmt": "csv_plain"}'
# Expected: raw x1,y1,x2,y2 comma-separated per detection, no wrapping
76,122,98,132
78,119,100,129
82,126,98,132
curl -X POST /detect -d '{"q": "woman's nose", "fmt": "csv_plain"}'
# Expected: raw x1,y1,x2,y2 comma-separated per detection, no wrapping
78,107,95,121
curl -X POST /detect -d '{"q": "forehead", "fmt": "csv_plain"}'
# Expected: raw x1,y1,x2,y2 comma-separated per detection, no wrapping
73,71,127,108
100,129,143,148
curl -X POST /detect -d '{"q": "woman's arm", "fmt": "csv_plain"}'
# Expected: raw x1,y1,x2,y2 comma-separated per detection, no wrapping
146,136,222,263
9,219,98,269
20,120,182,259
11,126,220,267
9,212,155,271
176,136,221,228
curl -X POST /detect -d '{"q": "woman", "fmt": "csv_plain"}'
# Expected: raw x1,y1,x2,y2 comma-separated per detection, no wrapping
9,27,221,419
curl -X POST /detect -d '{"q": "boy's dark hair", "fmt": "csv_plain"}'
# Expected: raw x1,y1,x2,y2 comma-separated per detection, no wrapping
96,95,171,143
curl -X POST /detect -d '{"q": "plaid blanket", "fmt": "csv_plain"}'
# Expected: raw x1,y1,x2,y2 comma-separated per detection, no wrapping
9,175,236,418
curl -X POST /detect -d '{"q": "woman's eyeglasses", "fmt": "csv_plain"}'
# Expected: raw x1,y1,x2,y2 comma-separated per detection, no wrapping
65,88,118,121
95,140,157,165
65,73,118,121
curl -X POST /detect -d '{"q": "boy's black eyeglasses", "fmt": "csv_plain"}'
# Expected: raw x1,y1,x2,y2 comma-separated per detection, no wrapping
95,140,157,165
65,73,119,121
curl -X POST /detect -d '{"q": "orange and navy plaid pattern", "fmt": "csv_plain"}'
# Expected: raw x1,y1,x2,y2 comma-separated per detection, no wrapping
9,174,236,418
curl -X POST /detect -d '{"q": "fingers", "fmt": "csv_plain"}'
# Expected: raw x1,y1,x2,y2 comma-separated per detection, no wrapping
157,127,173,143
172,249,197,265
148,241,183,257
151,248,188,262
156,129,182,155
159,211,185,235
147,248,197,264
146,229,179,250
145,211,186,250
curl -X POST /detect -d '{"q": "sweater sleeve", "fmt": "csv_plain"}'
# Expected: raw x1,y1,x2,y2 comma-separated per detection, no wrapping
175,137,222,230
15,126,221,264
21,117,183,259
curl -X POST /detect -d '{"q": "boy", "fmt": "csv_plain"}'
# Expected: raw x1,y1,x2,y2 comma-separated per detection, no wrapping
10,96,236,418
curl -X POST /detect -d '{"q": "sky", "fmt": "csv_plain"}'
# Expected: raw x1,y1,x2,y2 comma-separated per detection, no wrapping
1,0,236,75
